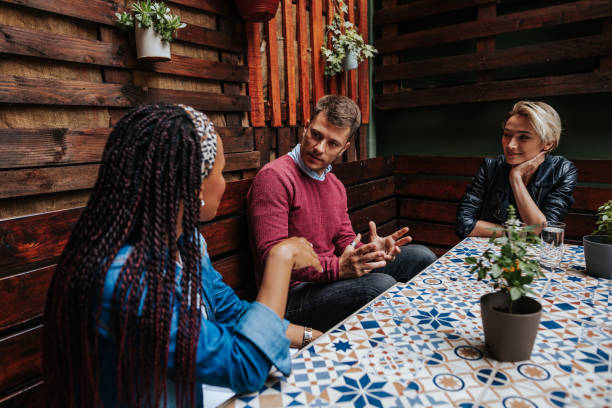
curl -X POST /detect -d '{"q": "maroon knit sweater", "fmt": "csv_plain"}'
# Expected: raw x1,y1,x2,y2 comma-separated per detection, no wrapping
247,155,357,288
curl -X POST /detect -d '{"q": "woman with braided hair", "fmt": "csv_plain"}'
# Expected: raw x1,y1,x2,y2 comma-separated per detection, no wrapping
43,103,322,408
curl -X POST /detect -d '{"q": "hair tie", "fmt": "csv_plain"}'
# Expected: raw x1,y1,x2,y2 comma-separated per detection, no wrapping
179,104,218,181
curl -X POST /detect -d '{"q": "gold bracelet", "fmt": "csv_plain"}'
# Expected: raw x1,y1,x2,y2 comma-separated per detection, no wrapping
302,326,313,348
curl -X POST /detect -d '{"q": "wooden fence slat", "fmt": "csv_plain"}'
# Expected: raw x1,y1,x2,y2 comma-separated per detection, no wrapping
282,0,297,125
326,0,338,95
402,220,459,247
297,0,311,124
167,0,230,15
376,0,612,53
246,23,265,127
265,17,282,127
0,267,53,332
476,3,496,82
277,127,292,155
0,128,109,169
381,0,399,95
200,216,246,257
0,24,131,68
345,176,395,211
0,0,118,25
400,198,457,224
0,75,251,111
603,18,612,70
375,0,495,26
358,0,369,124
0,1,240,51
0,127,253,169
395,176,470,201
0,380,43,407
333,156,393,185
375,35,612,82
348,198,397,233
0,152,259,199
0,208,82,273
375,71,612,110
0,326,42,395
393,155,483,177
358,125,367,160
573,158,612,184
347,0,358,101
146,55,249,83
311,0,325,104
572,186,612,211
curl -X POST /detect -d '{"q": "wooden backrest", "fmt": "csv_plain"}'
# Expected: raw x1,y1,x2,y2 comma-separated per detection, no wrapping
0,156,394,406
394,155,612,256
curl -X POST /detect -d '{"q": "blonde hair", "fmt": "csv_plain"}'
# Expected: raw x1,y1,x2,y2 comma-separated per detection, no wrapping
504,101,562,150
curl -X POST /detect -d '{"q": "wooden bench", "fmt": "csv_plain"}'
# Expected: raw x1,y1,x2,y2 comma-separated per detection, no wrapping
1,155,608,406
394,155,612,256
0,156,396,406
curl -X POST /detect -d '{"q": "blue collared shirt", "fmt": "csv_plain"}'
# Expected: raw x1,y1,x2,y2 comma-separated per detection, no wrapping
97,232,291,407
288,143,332,181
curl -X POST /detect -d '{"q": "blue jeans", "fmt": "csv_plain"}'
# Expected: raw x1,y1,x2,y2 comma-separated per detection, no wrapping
285,244,437,332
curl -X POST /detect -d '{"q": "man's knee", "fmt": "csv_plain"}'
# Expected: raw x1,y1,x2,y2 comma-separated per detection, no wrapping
354,273,396,299
398,244,437,269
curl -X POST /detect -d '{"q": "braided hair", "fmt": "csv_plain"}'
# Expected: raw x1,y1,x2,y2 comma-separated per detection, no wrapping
43,103,206,408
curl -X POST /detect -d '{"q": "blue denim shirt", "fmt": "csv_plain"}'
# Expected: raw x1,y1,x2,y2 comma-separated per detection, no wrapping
97,233,291,407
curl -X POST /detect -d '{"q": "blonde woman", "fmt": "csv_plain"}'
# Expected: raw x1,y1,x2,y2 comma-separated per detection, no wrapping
456,101,577,238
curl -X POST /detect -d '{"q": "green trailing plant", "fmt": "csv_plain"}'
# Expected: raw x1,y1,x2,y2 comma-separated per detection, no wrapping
116,1,186,42
465,205,543,313
320,0,377,77
593,199,612,243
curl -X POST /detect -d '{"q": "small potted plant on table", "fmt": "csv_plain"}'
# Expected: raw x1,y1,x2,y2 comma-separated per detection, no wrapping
321,0,377,76
116,1,186,61
466,205,544,362
583,199,612,279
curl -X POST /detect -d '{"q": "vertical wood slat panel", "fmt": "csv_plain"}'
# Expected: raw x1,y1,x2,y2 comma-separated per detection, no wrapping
381,0,399,94
282,0,298,125
311,0,325,103
327,0,338,95
476,3,497,82
358,0,370,124
602,18,612,70
347,0,358,100
247,23,265,127
358,125,368,159
266,17,282,127
297,0,311,124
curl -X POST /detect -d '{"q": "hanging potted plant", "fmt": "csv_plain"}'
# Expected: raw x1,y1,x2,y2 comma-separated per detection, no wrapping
116,1,186,61
583,199,612,279
321,0,377,76
466,205,545,362
234,0,280,22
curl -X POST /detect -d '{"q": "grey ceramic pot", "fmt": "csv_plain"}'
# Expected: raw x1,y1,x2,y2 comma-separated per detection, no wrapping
342,50,359,71
480,292,542,362
583,235,612,279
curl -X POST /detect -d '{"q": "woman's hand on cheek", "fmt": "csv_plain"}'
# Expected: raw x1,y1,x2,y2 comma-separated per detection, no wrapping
510,150,547,184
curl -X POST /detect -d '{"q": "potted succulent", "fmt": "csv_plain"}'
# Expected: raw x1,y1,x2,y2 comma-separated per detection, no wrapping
234,0,280,22
321,0,377,76
466,205,545,362
116,1,186,61
583,199,612,279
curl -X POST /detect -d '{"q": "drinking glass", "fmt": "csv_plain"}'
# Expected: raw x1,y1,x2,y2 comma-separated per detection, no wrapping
539,221,565,270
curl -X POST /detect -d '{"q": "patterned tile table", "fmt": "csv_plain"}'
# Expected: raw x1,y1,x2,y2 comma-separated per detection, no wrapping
222,238,611,408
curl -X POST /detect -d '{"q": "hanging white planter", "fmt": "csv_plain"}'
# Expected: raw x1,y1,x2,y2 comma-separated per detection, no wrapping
342,49,359,72
135,26,171,61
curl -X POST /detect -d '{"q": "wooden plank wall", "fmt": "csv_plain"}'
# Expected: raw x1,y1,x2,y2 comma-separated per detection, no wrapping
374,0,612,109
247,0,372,166
0,0,255,221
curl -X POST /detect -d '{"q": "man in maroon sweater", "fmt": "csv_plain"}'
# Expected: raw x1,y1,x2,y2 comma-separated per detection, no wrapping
247,95,436,332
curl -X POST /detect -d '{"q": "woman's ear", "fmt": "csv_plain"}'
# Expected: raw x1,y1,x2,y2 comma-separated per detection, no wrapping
542,142,553,152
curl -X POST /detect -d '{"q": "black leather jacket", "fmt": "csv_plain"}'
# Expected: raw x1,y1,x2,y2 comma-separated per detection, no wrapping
456,154,578,238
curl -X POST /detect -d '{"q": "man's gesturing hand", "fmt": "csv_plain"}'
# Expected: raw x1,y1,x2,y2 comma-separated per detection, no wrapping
338,233,386,279
368,221,412,262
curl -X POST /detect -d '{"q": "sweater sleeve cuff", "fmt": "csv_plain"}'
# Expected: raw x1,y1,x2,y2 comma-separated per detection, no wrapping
234,301,292,376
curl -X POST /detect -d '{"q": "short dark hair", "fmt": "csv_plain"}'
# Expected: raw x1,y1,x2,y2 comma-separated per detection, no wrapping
311,95,361,141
